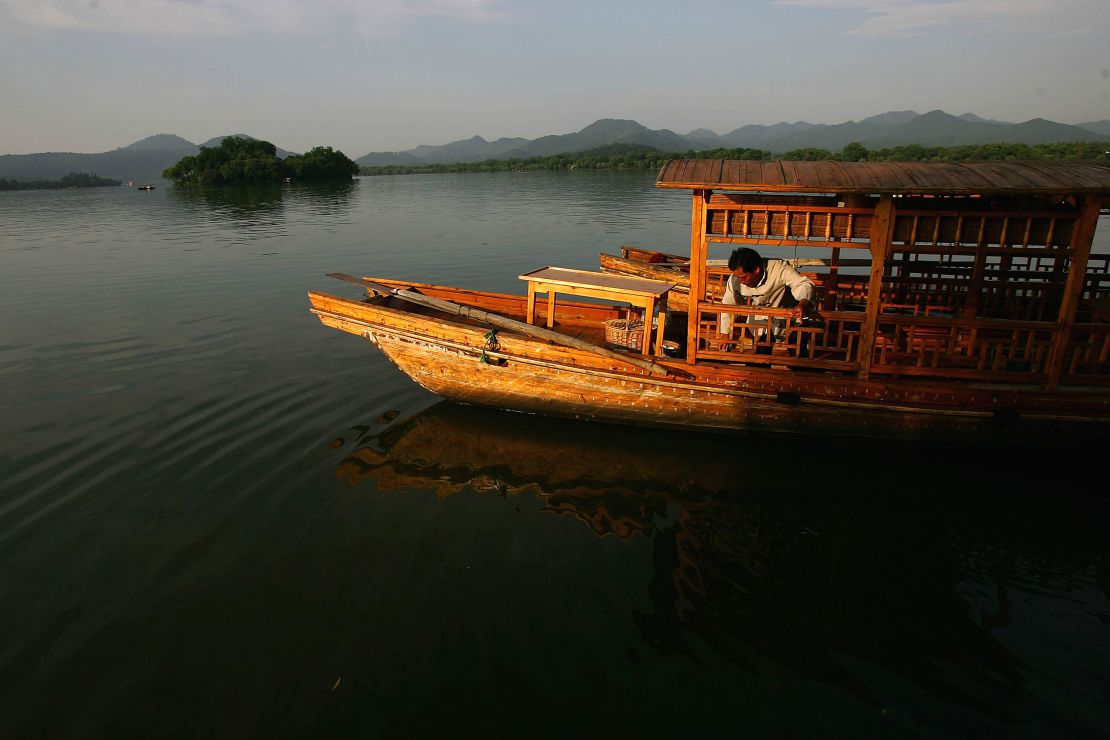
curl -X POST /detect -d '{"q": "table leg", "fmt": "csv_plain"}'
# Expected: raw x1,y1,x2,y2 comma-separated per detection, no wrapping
546,292,556,328
526,285,536,325
641,297,655,355
654,295,668,356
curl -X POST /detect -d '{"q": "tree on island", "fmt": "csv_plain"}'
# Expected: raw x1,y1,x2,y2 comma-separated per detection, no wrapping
163,137,358,185
284,146,360,180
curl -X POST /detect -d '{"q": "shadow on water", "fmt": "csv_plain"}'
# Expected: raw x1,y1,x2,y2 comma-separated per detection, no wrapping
332,400,1110,735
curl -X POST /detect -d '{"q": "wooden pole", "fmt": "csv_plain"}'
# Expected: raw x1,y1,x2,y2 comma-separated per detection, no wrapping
858,195,896,380
1044,196,1102,390
686,189,708,365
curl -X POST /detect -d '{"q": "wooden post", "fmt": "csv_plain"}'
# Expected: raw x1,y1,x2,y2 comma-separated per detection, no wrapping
1044,196,1102,390
858,195,896,380
526,283,537,324
964,247,986,320
686,190,708,364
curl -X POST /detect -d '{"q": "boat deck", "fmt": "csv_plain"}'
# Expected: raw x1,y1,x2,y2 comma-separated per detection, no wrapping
373,295,618,348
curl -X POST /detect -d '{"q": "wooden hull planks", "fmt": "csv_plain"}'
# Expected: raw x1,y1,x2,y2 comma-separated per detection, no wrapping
308,284,1110,438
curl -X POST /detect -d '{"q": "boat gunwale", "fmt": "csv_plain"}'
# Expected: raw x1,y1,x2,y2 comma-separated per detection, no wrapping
308,287,1110,420
310,301,1110,425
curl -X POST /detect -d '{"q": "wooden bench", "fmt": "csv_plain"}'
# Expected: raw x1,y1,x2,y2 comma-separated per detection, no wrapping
519,266,676,356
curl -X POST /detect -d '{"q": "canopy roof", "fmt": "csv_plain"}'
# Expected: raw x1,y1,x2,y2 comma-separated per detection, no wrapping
655,159,1110,195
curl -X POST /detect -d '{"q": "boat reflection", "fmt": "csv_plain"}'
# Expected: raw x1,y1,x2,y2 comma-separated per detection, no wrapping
337,401,741,538
333,401,1105,717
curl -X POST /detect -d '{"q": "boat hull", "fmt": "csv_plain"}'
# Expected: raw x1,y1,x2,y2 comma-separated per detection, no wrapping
370,332,1030,437
309,286,1110,439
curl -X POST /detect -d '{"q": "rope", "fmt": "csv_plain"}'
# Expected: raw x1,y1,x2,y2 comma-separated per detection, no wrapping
479,328,501,364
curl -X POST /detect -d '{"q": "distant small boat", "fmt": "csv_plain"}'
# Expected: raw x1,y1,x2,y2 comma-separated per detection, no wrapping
136,184,155,190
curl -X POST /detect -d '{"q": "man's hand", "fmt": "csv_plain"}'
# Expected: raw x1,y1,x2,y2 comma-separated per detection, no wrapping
791,299,823,323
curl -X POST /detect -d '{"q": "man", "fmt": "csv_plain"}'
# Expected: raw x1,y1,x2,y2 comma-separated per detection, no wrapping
719,247,816,341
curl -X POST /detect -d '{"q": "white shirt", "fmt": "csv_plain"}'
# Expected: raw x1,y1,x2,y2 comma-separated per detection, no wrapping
720,259,815,335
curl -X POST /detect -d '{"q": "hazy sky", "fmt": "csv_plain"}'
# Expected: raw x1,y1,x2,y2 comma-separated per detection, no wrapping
2,0,1108,157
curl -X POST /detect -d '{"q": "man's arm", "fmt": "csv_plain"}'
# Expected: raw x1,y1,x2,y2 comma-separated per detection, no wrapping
720,275,738,335
779,262,816,319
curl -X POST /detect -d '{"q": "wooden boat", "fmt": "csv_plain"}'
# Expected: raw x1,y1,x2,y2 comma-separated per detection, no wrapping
136,184,155,190
309,159,1110,438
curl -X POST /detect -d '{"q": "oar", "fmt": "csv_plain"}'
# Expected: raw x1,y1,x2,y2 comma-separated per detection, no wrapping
327,273,672,377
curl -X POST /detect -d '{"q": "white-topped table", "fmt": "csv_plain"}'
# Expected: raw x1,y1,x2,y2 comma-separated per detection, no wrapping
518,266,676,356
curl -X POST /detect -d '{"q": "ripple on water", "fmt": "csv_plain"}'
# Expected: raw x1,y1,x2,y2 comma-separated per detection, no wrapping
2,177,1109,738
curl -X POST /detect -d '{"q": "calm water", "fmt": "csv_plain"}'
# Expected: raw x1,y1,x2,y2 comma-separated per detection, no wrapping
1,174,1109,738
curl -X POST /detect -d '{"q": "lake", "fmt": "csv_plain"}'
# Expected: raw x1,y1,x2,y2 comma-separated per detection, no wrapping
2,173,1109,738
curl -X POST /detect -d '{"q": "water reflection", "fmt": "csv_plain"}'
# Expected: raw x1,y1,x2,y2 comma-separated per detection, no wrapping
334,401,1109,727
165,180,360,218
162,181,360,241
283,180,359,217
2,172,1106,736
167,183,286,218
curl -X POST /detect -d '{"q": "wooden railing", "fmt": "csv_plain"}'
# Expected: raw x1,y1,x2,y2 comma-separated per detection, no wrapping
695,304,863,372
870,313,1057,381
892,210,1077,248
685,191,1106,388
1063,323,1110,385
690,301,1098,384
707,206,873,248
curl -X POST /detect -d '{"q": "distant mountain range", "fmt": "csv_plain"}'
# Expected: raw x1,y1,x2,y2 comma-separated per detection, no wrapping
0,134,298,182
357,110,1110,166
2,111,1108,181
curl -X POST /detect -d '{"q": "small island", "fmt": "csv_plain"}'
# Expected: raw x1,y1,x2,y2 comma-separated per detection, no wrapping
0,172,122,191
163,137,358,185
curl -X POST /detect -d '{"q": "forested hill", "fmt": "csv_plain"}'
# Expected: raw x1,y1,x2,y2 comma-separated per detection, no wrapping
7,111,1109,182
0,134,298,182
357,111,1110,167
360,141,1110,176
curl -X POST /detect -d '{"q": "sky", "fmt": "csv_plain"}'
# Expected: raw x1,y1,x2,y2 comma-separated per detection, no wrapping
1,0,1108,157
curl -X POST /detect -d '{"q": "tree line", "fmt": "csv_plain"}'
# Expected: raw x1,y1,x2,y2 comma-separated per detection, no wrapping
0,172,121,191
360,140,1110,176
163,137,358,186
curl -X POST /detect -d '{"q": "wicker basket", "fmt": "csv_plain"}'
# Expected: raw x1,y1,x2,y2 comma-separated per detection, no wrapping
604,318,644,351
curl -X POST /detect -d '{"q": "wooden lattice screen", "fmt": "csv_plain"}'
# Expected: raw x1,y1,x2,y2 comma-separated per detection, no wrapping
688,192,1108,387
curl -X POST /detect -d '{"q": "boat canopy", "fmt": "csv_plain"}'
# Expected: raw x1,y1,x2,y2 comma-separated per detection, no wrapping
653,158,1108,389
655,159,1110,195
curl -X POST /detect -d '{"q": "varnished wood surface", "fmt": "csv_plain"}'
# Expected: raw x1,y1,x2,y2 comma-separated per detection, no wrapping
330,272,671,375
657,159,1110,195
519,266,676,296
519,266,673,355
308,283,1110,435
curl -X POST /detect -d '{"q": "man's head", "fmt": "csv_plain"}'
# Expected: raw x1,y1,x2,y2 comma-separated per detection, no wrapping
728,247,764,287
